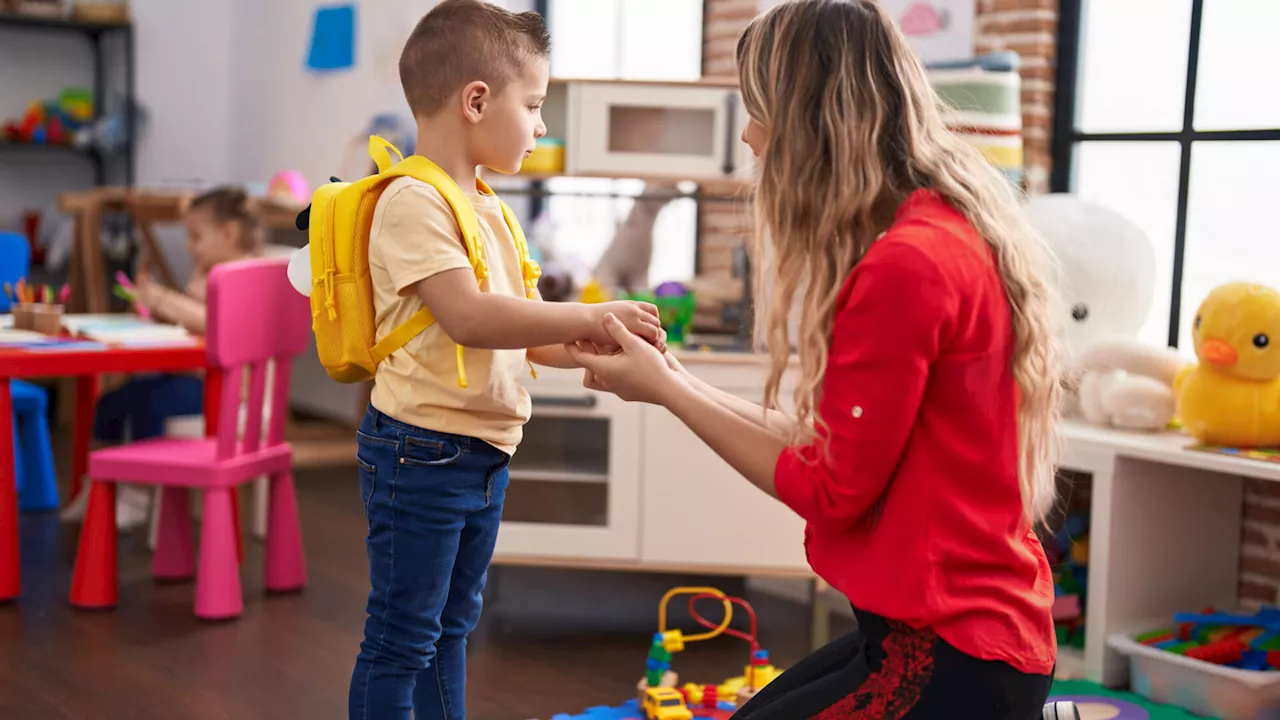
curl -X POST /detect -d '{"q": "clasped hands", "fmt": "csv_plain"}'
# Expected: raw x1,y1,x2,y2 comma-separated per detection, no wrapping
566,312,690,406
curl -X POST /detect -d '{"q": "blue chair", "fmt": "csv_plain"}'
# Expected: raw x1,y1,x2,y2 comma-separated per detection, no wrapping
0,230,27,313
1,231,59,511
12,381,58,511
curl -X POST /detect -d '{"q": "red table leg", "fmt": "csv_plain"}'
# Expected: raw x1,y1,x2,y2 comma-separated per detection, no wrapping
203,368,243,563
70,480,117,608
0,378,19,601
71,375,99,501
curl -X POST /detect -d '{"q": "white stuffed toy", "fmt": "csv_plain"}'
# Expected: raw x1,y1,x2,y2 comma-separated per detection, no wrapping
1024,194,1185,432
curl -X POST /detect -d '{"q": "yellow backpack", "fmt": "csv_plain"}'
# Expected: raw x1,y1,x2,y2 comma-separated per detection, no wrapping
305,136,541,386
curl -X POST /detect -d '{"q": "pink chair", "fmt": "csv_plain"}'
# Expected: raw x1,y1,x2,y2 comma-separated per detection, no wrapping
70,257,311,619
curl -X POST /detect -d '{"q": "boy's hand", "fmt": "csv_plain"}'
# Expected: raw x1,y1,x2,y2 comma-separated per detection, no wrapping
587,301,665,352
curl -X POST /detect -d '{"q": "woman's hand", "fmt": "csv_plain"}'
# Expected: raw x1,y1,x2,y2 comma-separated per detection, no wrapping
663,348,693,382
565,314,685,406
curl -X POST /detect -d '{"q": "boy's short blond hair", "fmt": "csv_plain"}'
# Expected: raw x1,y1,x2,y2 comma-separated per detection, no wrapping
400,0,551,119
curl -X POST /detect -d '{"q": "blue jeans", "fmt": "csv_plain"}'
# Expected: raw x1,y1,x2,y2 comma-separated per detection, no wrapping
348,405,510,720
93,374,205,441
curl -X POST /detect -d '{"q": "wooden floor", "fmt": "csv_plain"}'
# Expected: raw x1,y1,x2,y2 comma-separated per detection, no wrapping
1,461,848,720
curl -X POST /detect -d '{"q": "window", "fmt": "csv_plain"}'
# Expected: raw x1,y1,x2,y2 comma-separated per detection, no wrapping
1052,0,1280,352
533,0,704,289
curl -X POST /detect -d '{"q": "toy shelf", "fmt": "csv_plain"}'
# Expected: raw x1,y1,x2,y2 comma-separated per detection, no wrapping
0,11,129,35
0,11,135,186
0,140,100,157
1058,419,1277,686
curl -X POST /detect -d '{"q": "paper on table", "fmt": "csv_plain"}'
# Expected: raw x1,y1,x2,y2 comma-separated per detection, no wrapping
61,314,155,334
60,314,195,346
0,328,55,344
80,327,195,345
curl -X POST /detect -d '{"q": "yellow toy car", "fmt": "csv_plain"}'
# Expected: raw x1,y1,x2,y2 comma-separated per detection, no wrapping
642,687,692,720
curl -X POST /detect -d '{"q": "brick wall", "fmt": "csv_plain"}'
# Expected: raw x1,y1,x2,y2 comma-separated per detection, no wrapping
698,0,1059,277
974,0,1057,195
1243,481,1280,606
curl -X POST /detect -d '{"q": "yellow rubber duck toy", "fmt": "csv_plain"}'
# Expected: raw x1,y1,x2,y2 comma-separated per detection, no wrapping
1175,282,1280,447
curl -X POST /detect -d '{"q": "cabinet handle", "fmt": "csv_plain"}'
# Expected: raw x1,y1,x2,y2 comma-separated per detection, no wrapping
531,395,598,409
723,91,739,176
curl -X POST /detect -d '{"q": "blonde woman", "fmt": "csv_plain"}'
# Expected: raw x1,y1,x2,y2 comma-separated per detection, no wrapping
567,1,1063,717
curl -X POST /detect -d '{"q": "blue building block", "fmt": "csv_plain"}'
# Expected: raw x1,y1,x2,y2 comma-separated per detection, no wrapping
1236,650,1270,671
1174,610,1280,632
550,699,644,720
549,697,744,720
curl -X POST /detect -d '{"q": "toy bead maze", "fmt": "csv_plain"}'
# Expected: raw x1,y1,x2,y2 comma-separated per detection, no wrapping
550,587,784,720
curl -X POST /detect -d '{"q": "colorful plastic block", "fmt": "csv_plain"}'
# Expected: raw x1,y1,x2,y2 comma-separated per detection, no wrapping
550,700,644,720
548,700,735,720
1237,649,1270,671
1136,629,1175,646
1173,609,1280,632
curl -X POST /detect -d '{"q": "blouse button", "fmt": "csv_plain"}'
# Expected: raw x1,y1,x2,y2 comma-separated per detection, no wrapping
852,405,864,418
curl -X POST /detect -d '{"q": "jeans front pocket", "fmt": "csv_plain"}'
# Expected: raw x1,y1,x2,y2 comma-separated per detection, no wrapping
356,453,377,521
402,433,464,467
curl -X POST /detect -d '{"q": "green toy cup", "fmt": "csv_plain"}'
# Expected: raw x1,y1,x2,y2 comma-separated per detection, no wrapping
624,283,696,346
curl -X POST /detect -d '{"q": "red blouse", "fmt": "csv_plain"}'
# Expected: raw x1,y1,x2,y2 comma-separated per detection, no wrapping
773,189,1056,675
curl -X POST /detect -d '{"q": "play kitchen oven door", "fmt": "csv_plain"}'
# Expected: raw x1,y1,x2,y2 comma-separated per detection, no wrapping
494,381,642,561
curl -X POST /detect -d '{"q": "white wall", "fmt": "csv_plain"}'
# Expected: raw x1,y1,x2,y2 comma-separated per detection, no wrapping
231,0,535,187
130,0,237,186
230,0,412,187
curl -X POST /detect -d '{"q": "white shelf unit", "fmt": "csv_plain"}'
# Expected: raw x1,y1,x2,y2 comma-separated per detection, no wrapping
1058,420,1263,686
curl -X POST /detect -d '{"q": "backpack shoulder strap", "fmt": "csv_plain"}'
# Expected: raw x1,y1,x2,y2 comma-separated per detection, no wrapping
368,135,404,173
369,306,436,366
476,176,541,298
500,199,541,299
366,149,491,387
382,155,488,283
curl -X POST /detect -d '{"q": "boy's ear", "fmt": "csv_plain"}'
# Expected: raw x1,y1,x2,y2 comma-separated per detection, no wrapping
462,81,490,124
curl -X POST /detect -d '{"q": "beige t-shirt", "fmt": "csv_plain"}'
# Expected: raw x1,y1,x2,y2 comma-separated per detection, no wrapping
367,176,531,455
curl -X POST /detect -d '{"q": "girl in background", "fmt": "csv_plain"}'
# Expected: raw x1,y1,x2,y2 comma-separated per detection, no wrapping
64,187,262,528
568,1,1063,717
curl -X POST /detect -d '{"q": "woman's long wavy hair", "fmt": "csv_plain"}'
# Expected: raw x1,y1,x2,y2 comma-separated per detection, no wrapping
738,0,1063,525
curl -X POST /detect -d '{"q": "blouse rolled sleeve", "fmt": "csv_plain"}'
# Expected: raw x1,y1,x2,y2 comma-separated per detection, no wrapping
774,241,955,529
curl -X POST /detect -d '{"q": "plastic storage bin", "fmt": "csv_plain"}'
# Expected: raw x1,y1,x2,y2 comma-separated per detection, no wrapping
1110,631,1280,720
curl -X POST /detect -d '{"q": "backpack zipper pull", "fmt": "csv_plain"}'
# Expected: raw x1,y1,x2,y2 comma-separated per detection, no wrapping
324,269,337,320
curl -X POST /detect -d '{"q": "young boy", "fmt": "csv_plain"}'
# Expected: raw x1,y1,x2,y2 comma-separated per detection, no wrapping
347,2,663,718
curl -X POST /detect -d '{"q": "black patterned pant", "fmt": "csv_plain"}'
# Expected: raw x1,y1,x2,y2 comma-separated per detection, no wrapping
732,608,1053,720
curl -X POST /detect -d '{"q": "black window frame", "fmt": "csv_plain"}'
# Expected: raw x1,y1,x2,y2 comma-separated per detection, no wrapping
1050,0,1280,348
